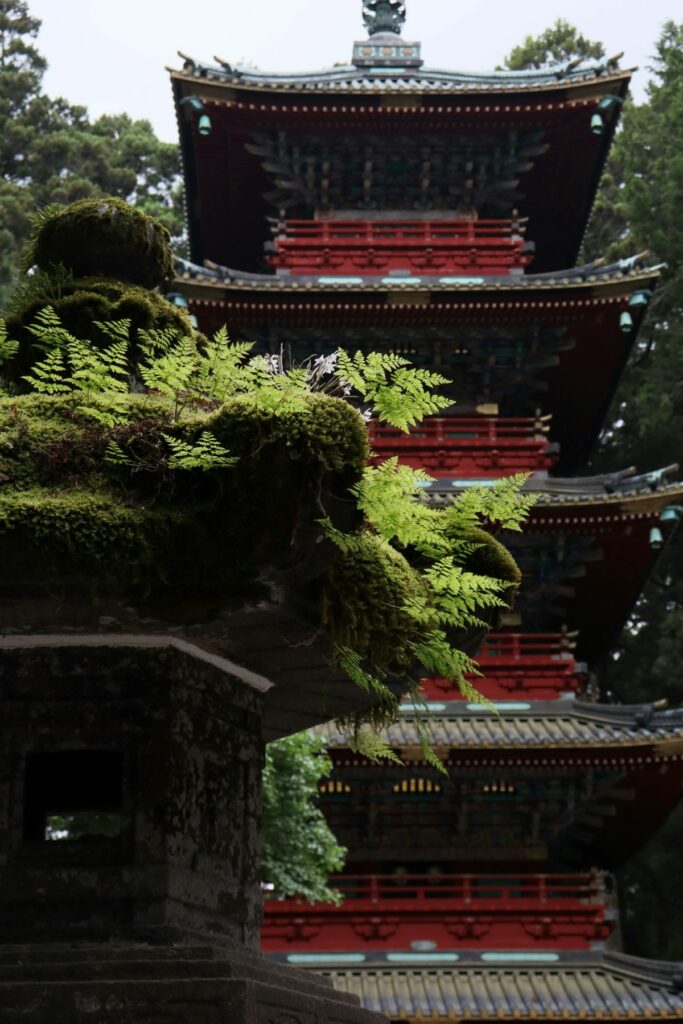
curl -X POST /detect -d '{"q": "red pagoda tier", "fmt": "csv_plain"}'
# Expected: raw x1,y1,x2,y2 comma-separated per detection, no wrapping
170,3,683,1021
174,255,659,473
170,32,631,275
422,631,585,702
266,217,534,277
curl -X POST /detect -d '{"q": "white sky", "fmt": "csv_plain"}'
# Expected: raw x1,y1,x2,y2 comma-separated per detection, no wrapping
29,0,676,143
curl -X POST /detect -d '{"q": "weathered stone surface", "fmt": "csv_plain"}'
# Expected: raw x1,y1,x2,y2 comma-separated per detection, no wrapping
0,945,385,1023
0,644,264,949
0,641,388,1022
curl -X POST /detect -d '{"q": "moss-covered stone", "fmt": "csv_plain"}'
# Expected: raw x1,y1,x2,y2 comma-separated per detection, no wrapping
5,276,193,378
0,392,370,601
466,525,522,593
321,532,424,672
26,198,174,287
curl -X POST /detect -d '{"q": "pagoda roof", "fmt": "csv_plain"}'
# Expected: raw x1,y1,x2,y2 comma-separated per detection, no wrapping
171,53,630,275
428,465,682,505
173,53,630,99
315,700,683,756
266,950,683,1021
175,253,656,293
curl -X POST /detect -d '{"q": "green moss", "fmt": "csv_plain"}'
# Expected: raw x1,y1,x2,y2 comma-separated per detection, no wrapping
0,488,164,581
6,277,192,377
0,391,370,601
321,532,423,671
25,198,174,287
465,525,522,594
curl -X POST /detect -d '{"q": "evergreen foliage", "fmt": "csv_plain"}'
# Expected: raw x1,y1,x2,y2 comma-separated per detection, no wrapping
261,732,346,904
590,21,683,961
0,1,181,307
501,19,604,70
506,17,683,961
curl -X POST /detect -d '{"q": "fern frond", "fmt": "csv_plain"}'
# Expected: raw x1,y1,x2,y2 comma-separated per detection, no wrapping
162,430,237,470
25,305,79,353
0,321,18,365
336,646,396,704
104,441,135,466
22,347,71,394
348,729,404,766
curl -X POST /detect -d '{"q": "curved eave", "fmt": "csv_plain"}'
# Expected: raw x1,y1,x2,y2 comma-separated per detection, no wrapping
266,950,683,1021
175,265,659,300
170,62,632,101
530,484,683,525
315,701,683,759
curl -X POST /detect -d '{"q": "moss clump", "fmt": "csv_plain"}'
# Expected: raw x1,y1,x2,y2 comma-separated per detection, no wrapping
6,276,193,372
0,489,169,587
321,532,424,672
466,526,522,592
25,198,174,287
0,392,369,601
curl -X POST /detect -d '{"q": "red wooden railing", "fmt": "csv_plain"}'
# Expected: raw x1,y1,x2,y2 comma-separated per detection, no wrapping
369,416,554,477
422,632,584,701
268,218,533,276
261,872,612,951
321,872,604,904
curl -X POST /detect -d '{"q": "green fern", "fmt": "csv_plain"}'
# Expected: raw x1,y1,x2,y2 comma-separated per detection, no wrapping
22,347,71,394
103,441,135,467
162,430,237,470
348,729,404,766
68,337,129,395
336,646,397,705
25,305,79,353
337,350,451,430
0,321,18,366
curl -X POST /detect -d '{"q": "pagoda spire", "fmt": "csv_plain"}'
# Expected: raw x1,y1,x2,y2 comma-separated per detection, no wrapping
354,0,421,68
362,0,407,37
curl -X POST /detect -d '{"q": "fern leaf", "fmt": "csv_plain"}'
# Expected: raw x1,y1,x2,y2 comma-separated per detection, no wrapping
162,430,237,470
22,348,71,394
0,321,18,365
348,729,404,766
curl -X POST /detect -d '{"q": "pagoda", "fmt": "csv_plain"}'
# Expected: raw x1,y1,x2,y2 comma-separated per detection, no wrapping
170,1,683,1019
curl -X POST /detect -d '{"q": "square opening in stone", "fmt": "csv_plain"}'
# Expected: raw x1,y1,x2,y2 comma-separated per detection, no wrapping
23,751,125,842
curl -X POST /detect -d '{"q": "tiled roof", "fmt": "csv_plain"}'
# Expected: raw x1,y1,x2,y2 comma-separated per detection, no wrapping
274,951,683,1020
427,466,683,508
174,254,661,293
315,701,683,753
172,54,630,96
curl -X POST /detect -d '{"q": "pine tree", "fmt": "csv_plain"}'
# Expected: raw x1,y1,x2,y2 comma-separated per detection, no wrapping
501,19,604,71
0,1,183,306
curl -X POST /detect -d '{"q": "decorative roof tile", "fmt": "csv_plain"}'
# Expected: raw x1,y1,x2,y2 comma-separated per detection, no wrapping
174,254,661,292
173,54,630,96
314,701,683,752
264,950,683,1019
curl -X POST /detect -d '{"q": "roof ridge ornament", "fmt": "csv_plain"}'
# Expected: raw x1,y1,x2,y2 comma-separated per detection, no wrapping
363,0,406,37
354,0,422,70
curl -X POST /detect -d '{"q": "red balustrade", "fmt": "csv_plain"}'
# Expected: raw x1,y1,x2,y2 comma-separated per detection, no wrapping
261,872,612,952
267,218,533,276
369,416,554,477
422,632,585,701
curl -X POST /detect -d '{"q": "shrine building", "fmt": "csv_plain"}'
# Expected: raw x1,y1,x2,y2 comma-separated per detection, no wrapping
169,2,683,1019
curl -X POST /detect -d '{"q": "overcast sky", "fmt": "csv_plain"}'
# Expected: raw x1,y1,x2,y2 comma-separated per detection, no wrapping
28,0,676,142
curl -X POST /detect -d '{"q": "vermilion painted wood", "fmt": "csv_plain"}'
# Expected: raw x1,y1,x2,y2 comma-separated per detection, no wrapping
421,632,584,701
369,416,554,477
268,219,533,276
261,872,612,952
